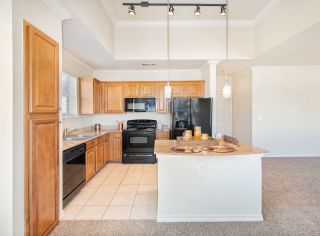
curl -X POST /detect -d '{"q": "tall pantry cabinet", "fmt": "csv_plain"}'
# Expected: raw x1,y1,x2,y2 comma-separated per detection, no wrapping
24,22,60,236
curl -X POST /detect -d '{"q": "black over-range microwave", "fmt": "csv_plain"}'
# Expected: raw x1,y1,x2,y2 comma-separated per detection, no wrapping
125,98,156,112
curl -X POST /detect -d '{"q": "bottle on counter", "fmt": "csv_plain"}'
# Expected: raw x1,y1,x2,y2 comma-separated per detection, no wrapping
194,126,202,140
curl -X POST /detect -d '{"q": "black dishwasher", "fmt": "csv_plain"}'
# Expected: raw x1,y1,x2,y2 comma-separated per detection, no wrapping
63,143,86,206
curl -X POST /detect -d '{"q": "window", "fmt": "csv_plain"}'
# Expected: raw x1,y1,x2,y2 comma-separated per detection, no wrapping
62,73,78,117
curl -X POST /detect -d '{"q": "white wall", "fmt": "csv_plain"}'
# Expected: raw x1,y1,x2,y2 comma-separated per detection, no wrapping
255,0,320,56
12,0,62,234
252,66,320,157
0,0,13,234
232,69,252,143
63,50,94,77
115,26,254,60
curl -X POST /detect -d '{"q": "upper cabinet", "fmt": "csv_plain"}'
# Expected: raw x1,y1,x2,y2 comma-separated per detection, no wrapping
79,80,204,114
26,23,59,114
104,82,124,113
139,82,155,97
183,81,204,97
171,82,184,97
124,82,139,98
155,82,168,113
80,78,103,114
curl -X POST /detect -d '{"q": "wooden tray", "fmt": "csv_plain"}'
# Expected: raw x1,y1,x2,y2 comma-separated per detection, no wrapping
176,137,218,146
171,146,203,154
203,145,235,153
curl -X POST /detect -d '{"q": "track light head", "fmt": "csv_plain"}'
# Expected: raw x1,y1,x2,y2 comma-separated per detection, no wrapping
194,6,201,16
168,5,174,16
128,5,136,15
220,5,226,16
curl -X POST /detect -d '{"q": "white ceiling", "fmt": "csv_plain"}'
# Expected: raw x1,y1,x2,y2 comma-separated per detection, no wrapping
104,0,272,22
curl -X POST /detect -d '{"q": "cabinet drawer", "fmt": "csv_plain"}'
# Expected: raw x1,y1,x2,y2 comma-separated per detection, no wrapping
157,131,170,140
86,139,97,149
97,135,105,144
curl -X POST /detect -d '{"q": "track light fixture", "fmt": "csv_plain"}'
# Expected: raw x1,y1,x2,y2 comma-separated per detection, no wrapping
124,2,227,16
128,4,136,15
168,5,174,16
194,6,201,16
220,5,226,16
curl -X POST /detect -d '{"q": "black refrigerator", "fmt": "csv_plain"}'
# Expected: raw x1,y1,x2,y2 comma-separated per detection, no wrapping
171,98,213,139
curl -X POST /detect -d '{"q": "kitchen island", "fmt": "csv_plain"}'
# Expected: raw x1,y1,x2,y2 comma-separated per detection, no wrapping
155,140,267,222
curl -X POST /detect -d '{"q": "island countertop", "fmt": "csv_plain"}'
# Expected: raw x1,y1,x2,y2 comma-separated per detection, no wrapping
154,139,268,156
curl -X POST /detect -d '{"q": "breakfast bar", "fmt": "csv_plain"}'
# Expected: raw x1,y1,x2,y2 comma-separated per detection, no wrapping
155,140,267,222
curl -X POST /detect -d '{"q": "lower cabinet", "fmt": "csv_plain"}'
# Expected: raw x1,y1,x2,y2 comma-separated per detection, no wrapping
112,132,122,162
95,142,104,171
104,134,110,164
85,147,96,181
85,132,122,181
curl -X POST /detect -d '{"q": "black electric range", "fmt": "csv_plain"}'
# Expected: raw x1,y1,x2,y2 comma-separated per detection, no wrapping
122,119,157,164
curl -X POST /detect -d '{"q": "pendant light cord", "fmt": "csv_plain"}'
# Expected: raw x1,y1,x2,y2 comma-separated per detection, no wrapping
225,0,229,83
167,0,170,85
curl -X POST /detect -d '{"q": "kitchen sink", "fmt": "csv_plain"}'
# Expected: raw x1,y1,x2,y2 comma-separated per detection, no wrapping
64,133,97,141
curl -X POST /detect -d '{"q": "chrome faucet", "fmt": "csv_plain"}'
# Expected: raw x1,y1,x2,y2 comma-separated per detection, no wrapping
63,128,79,139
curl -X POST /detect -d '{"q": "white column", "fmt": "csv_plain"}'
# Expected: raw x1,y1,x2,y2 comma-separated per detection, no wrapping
202,60,221,136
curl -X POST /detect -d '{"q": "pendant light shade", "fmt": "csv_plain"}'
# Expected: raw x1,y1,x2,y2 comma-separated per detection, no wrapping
165,82,172,98
223,81,231,98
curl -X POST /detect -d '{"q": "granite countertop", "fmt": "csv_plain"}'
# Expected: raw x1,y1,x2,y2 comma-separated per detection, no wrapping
63,128,120,151
154,140,268,156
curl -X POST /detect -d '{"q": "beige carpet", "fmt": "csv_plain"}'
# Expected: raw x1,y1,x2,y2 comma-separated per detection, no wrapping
51,158,320,236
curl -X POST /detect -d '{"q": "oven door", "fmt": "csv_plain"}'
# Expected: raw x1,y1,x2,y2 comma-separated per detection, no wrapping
123,130,156,154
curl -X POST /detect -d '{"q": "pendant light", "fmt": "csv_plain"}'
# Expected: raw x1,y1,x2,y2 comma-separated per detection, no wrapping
223,0,231,99
164,0,172,98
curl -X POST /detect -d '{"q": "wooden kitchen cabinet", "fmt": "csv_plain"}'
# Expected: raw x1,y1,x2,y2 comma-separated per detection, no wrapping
85,147,96,180
111,132,122,162
183,81,204,97
171,82,184,97
156,130,170,140
124,82,139,98
80,78,103,114
104,134,110,164
139,82,155,97
95,142,104,171
104,82,125,113
24,22,59,236
155,82,168,113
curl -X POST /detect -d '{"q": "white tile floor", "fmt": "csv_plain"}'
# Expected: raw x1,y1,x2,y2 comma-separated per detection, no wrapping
63,163,158,220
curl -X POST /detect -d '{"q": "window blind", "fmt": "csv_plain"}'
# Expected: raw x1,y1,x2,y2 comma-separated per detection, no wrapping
62,73,78,117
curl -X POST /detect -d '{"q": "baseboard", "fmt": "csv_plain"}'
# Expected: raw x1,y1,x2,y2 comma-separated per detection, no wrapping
157,214,264,222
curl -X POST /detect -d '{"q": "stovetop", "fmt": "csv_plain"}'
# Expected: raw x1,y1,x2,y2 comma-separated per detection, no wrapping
126,119,157,130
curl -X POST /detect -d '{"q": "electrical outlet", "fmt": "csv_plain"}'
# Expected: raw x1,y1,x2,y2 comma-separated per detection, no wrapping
198,164,205,174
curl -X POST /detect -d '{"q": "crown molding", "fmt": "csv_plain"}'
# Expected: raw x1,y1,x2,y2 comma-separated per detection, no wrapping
99,0,117,24
253,0,283,25
115,20,254,28
94,69,202,73
43,0,74,20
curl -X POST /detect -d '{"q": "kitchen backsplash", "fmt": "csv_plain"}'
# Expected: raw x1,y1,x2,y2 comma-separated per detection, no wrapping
63,112,171,130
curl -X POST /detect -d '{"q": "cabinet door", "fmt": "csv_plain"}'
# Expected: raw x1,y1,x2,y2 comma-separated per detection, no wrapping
108,133,114,161
155,82,167,113
96,143,104,171
113,132,122,162
105,83,124,113
26,23,59,114
104,135,110,164
183,81,204,97
139,82,155,97
86,148,96,180
29,118,59,236
93,79,100,114
171,82,184,97
124,82,139,98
